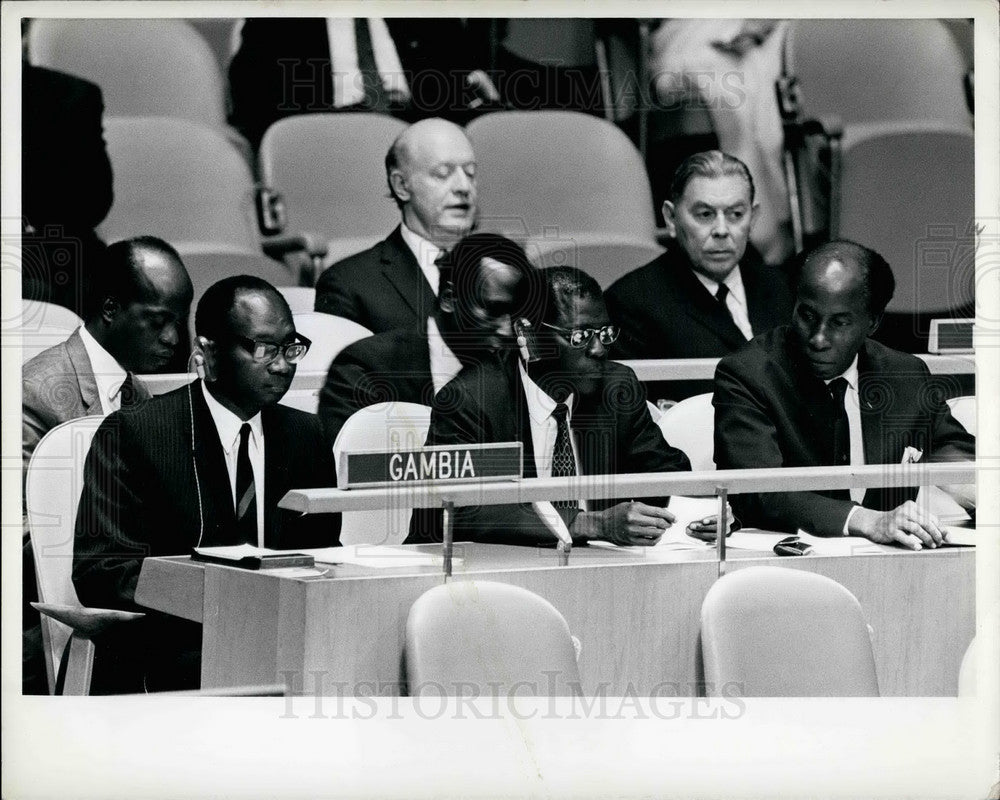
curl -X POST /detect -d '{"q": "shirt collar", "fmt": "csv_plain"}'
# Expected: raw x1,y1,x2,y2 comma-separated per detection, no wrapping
200,381,263,454
518,359,574,425
692,265,748,307
400,221,444,274
426,315,464,394
78,324,128,405
824,355,860,391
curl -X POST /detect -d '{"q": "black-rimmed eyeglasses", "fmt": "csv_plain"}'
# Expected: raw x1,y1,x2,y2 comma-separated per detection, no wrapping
541,323,620,349
233,333,312,364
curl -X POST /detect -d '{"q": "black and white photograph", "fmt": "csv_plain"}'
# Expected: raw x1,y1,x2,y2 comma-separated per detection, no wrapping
3,1,998,798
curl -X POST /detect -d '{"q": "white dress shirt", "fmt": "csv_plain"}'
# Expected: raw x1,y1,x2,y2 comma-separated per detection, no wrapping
692,266,754,341
518,360,584,510
824,355,866,531
326,17,410,108
78,325,129,414
201,382,265,546
399,221,445,297
425,315,464,394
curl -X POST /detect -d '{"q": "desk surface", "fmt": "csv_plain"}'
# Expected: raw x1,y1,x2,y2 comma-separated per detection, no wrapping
136,540,974,697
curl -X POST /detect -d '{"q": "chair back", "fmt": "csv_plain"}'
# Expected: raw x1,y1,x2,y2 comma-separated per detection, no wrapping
278,287,317,315
526,234,664,289
406,581,582,696
25,416,105,694
783,19,971,128
333,402,431,545
701,566,879,697
292,312,373,375
838,121,974,315
15,301,82,362
657,392,715,472
258,114,407,241
29,19,229,130
467,111,657,241
99,116,260,254
946,395,976,437
958,636,976,697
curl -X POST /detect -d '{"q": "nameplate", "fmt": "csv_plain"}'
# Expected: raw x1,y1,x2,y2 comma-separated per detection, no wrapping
341,442,523,489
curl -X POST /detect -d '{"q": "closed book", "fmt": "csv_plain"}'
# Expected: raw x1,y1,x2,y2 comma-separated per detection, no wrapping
191,545,316,570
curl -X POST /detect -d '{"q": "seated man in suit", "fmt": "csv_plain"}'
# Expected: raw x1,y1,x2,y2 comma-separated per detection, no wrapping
73,276,341,692
22,235,191,694
315,118,478,333
605,150,793,402
318,233,540,448
714,240,975,548
408,266,691,547
228,17,499,149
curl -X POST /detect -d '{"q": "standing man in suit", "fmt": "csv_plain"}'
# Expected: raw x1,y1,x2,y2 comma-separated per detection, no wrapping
228,17,499,149
714,240,975,547
315,118,478,333
408,266,691,547
317,233,541,448
605,150,793,402
73,276,341,691
22,236,191,694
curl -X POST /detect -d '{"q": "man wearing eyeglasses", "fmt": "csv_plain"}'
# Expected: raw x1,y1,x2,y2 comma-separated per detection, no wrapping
73,276,341,692
408,266,691,547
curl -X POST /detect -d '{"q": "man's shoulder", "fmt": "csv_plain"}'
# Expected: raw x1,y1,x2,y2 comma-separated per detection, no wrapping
321,229,407,278
717,327,791,376
265,400,325,438
861,338,929,376
23,338,76,383
606,250,674,300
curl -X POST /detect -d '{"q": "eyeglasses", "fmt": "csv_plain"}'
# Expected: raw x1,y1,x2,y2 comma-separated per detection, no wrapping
773,536,812,557
233,333,312,364
541,323,620,349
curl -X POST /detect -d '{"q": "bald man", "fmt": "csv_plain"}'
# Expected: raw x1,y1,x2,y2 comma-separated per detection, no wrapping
315,118,478,333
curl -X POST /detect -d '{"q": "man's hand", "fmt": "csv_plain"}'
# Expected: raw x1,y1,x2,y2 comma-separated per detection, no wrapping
571,501,676,547
848,501,945,550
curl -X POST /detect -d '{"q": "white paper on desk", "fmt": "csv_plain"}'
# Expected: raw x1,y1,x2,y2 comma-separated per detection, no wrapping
193,544,289,559
725,530,788,552
942,526,976,547
587,496,719,552
299,544,463,569
795,531,884,556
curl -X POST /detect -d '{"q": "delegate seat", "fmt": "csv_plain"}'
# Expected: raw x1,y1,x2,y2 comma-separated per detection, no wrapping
18,300,83,362
291,312,373,375
656,392,715,472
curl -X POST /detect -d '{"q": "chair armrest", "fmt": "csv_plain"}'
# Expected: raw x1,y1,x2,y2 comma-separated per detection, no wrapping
32,602,145,640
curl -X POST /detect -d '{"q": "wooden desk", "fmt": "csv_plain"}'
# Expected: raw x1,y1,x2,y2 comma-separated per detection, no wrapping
136,543,974,697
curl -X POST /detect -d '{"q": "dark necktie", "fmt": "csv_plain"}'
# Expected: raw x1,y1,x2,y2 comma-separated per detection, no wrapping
551,403,578,510
714,282,734,322
118,372,138,409
354,18,390,112
828,377,851,466
235,423,258,545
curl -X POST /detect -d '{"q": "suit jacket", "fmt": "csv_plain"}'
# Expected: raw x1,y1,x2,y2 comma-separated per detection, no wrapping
318,327,435,448
604,242,793,401
228,17,493,146
315,226,436,333
407,354,691,545
73,382,341,611
23,330,151,485
713,326,976,535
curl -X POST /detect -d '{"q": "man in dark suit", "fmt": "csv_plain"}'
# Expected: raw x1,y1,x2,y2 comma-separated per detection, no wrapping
22,62,114,316
22,236,191,694
228,17,499,148
605,150,793,402
317,233,540,448
408,266,691,547
73,276,341,691
714,240,975,547
315,118,478,333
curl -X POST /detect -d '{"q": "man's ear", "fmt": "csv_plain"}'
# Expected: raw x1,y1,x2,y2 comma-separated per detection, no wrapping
868,312,883,336
438,281,456,314
662,201,677,237
388,169,410,203
101,297,120,324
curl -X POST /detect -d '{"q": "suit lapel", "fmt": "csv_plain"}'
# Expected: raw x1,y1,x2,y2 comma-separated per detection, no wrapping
380,227,435,321
261,407,288,546
672,262,747,350
741,260,775,334
65,331,104,415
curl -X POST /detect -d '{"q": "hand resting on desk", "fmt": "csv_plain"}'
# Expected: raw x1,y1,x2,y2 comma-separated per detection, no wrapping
569,501,677,547
848,500,945,551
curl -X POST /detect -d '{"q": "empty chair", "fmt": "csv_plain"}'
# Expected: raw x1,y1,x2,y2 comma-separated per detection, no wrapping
18,300,83,362
25,417,144,695
292,312,373,375
406,581,582,696
526,234,664,290
701,566,879,697
467,111,658,242
29,19,230,132
958,636,976,697
99,117,260,255
183,250,295,310
257,114,408,245
333,402,431,545
783,19,971,129
657,392,715,472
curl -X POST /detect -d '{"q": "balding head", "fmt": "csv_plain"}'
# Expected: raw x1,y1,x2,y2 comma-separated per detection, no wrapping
86,236,193,373
385,118,477,247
